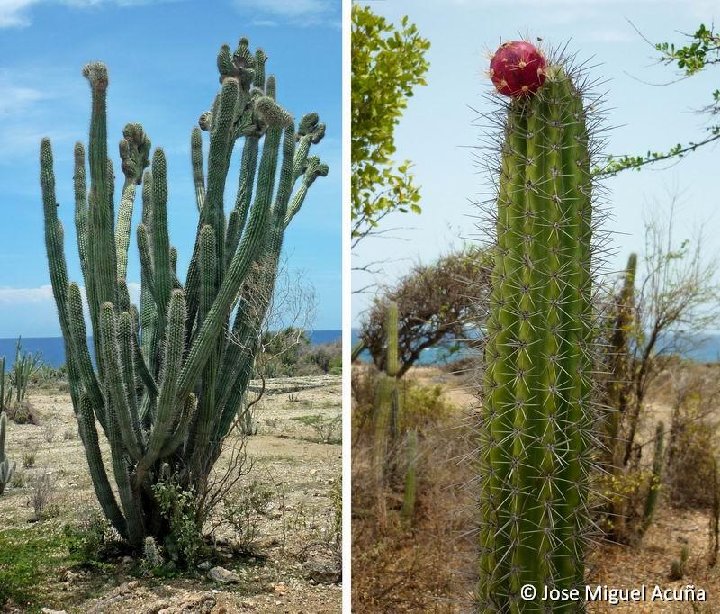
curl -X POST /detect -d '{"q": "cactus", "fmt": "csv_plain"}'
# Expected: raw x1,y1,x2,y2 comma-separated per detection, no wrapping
642,421,665,532
670,544,690,580
604,253,637,470
478,44,599,610
0,410,15,495
401,428,418,525
372,300,401,526
40,37,328,550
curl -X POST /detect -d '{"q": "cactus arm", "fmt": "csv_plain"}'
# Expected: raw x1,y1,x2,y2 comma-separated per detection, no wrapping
203,78,240,280
176,110,286,405
118,311,143,446
98,302,143,460
138,289,187,476
74,142,89,280
284,158,329,227
0,411,14,495
225,137,259,270
40,139,88,411
66,283,107,428
150,149,172,335
191,127,205,212
83,63,117,318
77,394,128,538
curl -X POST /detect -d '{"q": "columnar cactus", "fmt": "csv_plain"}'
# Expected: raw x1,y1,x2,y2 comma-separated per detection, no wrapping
40,37,328,549
478,43,598,611
605,252,637,471
0,410,15,495
372,300,401,526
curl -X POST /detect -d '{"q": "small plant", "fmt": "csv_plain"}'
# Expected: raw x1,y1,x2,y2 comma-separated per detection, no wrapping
42,422,55,444
29,471,56,521
8,338,43,405
63,511,118,565
10,469,24,489
0,410,16,495
292,414,342,444
152,478,207,567
22,448,37,469
140,536,165,575
223,480,274,552
670,544,690,580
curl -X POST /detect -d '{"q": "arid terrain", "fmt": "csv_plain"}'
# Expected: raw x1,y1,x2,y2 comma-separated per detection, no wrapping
0,375,342,613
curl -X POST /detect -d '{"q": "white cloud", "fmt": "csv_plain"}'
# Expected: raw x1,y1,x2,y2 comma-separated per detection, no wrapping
233,0,337,25
0,0,183,28
0,282,140,305
0,284,53,303
0,0,40,27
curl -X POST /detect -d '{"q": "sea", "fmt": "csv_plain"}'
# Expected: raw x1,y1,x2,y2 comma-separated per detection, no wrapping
0,330,342,369
351,330,720,366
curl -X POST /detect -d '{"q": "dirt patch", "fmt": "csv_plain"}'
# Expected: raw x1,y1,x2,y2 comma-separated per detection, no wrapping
0,375,341,613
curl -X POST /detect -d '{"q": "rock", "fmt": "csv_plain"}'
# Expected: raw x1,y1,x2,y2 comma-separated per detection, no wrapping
304,559,341,584
122,555,133,564
208,566,240,584
41,609,67,614
197,560,212,571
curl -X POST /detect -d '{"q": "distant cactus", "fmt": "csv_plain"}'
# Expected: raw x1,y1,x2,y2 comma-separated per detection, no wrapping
372,301,401,526
0,410,16,495
401,428,418,525
477,43,601,610
604,252,637,470
670,544,690,580
40,37,328,551
642,421,665,533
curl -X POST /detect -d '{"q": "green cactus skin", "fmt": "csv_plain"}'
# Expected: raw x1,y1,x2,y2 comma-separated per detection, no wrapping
40,37,328,549
0,410,15,495
478,61,595,612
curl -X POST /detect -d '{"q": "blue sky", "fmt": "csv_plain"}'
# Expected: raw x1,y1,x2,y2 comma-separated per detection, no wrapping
0,0,341,337
352,0,720,324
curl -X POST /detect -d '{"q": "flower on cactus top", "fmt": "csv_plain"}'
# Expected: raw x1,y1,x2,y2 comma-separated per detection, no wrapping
490,40,546,97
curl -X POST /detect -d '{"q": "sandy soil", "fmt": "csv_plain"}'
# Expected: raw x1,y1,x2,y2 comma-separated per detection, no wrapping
0,375,342,613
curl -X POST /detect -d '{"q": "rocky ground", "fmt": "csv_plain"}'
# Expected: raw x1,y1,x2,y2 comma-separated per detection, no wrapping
0,375,342,613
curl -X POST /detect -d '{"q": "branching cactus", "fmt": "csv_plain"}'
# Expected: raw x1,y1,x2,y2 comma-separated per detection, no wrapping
477,41,603,611
0,410,15,495
40,37,328,551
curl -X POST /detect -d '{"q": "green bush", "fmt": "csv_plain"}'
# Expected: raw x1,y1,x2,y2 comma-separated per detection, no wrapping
152,479,207,567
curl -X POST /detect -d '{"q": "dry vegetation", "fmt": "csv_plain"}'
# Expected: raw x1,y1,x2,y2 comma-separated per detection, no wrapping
0,375,341,613
352,362,720,613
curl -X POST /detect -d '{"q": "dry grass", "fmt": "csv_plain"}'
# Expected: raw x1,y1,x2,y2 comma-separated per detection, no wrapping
352,361,720,613
351,366,477,612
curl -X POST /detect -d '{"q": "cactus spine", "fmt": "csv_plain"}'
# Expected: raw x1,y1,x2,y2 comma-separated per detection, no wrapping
40,38,328,550
478,60,595,610
0,410,15,495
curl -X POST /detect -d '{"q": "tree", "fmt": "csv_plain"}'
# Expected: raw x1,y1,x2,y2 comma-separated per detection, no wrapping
598,23,720,177
351,4,430,246
355,245,492,377
597,201,720,543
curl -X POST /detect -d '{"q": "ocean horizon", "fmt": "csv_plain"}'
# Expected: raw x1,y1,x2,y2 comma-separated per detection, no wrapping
351,329,720,366
0,330,342,369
